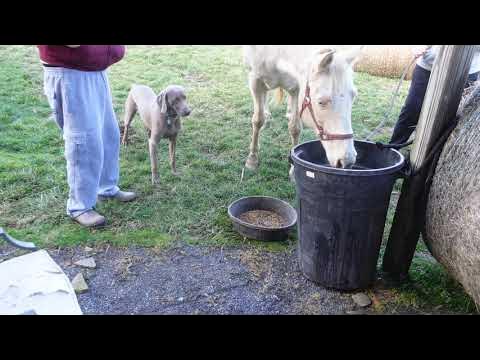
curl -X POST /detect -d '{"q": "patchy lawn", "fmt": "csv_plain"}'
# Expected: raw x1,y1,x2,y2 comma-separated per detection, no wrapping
0,45,476,314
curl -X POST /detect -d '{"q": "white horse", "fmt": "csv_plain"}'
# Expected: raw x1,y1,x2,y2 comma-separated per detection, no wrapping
243,45,363,170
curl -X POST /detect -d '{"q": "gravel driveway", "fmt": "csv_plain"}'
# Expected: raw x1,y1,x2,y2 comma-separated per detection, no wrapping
1,242,428,315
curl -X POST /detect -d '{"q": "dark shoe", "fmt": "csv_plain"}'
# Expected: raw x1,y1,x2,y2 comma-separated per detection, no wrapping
98,190,137,203
73,210,106,228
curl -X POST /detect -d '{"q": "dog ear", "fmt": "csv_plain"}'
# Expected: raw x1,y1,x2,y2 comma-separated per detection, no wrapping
157,90,168,114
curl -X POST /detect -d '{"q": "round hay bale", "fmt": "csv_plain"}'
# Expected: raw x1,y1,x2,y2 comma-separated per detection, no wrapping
354,45,420,80
425,82,480,306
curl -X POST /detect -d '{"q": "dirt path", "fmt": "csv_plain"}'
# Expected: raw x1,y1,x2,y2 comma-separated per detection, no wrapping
1,243,426,315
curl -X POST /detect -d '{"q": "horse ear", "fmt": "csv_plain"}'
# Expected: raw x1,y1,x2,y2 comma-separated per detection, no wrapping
343,46,364,66
316,49,335,72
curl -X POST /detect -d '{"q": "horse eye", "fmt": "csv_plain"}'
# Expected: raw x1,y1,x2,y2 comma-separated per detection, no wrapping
318,97,332,106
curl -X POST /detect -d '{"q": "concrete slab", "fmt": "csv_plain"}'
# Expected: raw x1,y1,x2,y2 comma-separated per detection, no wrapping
0,250,82,315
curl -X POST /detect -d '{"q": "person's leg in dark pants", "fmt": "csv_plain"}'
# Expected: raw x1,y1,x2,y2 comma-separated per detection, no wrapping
466,72,479,88
389,65,431,144
390,70,478,145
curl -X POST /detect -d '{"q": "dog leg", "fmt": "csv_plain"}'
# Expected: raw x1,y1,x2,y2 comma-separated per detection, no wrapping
149,138,160,185
122,92,137,146
169,136,179,176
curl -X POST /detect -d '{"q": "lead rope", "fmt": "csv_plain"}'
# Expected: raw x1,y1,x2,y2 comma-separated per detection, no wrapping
0,227,37,250
364,55,418,142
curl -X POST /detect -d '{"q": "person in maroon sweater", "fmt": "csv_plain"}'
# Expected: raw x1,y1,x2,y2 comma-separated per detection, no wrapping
39,45,137,228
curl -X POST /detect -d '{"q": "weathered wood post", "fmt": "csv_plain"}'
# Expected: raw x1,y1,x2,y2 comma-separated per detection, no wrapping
382,45,476,280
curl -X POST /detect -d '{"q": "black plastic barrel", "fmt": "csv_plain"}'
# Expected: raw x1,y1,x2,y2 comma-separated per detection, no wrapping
290,140,405,290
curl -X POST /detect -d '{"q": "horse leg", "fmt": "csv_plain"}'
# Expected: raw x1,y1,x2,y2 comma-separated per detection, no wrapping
287,89,300,181
245,74,267,171
287,89,301,147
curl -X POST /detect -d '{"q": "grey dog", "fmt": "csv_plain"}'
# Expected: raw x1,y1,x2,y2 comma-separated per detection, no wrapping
122,84,191,184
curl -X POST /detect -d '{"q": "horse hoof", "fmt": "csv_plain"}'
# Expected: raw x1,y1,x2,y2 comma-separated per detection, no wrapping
245,157,259,171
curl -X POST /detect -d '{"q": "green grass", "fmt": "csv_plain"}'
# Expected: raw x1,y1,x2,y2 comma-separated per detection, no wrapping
0,45,475,313
392,257,478,313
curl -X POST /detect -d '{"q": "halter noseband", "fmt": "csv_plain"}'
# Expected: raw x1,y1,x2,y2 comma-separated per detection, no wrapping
299,82,354,141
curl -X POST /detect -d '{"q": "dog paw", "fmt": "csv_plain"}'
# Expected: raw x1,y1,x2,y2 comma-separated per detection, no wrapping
171,168,182,176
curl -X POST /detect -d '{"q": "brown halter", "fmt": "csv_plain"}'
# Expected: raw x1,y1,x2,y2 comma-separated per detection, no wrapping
299,83,354,141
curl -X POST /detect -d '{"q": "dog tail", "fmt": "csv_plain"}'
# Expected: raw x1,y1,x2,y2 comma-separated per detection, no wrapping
274,88,284,105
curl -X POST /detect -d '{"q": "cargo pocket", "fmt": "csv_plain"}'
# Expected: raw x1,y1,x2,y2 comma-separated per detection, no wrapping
64,132,87,192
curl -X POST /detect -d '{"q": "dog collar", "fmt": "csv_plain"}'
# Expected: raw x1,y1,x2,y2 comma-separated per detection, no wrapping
166,110,177,126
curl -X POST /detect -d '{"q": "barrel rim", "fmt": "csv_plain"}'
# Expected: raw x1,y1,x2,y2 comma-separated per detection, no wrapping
290,139,405,176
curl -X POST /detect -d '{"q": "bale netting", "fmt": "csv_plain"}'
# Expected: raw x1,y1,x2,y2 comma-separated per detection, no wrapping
425,82,480,307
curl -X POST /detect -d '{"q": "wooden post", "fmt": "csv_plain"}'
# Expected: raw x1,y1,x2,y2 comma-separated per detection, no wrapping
382,45,476,280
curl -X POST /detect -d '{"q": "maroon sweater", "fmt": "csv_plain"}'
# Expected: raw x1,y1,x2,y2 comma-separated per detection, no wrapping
37,45,125,71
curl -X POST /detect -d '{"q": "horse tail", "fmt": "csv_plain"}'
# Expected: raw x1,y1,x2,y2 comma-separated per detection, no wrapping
274,88,284,105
